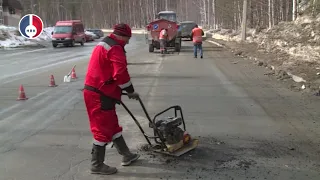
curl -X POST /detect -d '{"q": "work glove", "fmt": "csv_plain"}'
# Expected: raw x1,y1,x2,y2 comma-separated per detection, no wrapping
127,92,140,100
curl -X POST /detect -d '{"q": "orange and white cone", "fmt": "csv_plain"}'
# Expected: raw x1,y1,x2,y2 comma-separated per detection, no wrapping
49,75,58,87
71,68,77,79
17,85,28,100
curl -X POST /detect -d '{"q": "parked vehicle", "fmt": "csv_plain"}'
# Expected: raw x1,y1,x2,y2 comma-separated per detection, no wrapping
86,29,104,38
51,20,86,48
85,31,95,42
145,11,181,53
178,21,197,40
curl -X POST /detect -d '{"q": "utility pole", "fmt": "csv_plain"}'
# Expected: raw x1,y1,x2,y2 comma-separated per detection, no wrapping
241,0,248,41
0,0,3,25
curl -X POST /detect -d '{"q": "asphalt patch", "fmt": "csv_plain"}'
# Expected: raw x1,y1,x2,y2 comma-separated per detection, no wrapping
236,159,257,169
136,135,320,178
137,136,238,168
138,144,153,152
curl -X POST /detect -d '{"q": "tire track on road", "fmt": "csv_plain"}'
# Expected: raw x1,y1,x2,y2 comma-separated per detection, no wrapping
0,55,90,85
0,90,80,154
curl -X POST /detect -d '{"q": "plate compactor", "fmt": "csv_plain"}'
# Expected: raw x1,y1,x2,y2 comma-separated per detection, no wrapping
119,93,199,157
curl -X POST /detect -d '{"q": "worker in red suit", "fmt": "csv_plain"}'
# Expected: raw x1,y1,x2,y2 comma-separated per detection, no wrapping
159,28,168,54
83,23,140,175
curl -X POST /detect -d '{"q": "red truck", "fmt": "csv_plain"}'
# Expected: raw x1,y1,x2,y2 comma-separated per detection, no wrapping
145,11,181,53
51,20,86,48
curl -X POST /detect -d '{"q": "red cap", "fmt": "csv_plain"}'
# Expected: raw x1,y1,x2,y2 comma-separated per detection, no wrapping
113,23,132,37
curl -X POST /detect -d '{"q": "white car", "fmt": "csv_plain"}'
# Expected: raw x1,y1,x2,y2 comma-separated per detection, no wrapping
85,31,98,39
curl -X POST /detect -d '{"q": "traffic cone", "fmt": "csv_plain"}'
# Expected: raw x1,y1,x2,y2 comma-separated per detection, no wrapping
49,75,58,87
71,67,77,79
17,85,28,100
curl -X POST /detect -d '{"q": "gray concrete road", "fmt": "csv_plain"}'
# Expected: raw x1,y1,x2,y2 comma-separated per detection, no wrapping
0,36,319,180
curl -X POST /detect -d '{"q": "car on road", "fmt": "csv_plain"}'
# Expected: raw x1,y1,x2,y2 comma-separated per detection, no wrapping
178,21,197,40
51,20,86,48
85,31,97,42
85,33,94,42
85,29,104,38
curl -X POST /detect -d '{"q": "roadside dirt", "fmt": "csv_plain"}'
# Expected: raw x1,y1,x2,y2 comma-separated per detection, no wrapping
205,16,320,97
209,38,320,96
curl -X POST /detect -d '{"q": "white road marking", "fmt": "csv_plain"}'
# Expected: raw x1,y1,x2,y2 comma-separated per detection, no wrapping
0,48,47,58
0,55,90,84
206,40,223,47
0,92,80,153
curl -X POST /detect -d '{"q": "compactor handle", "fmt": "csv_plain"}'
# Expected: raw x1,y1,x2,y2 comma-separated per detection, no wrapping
121,92,152,122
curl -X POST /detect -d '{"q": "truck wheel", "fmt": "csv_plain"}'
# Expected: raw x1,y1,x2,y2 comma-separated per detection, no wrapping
149,44,154,52
70,40,75,47
175,43,181,52
52,43,58,48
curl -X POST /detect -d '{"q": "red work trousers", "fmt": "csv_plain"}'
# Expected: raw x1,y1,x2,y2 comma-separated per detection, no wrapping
83,89,122,144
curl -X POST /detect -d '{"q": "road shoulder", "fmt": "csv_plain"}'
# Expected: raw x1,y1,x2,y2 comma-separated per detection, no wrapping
203,40,320,161
205,37,320,96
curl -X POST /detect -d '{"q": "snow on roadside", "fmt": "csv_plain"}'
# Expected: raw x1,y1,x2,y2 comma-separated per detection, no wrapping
206,15,320,64
34,27,54,41
0,25,34,48
0,25,53,48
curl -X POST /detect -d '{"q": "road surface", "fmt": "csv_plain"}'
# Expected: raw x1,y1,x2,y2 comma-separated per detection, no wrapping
0,35,319,180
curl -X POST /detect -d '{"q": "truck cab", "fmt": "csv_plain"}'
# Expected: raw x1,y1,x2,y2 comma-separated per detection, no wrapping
157,11,177,22
51,20,86,48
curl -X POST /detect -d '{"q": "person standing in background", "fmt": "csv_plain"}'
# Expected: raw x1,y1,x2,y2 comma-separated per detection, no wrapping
191,25,204,58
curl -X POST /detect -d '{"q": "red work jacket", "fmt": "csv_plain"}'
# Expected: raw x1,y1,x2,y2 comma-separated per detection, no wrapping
84,33,134,100
192,27,204,44
159,29,167,40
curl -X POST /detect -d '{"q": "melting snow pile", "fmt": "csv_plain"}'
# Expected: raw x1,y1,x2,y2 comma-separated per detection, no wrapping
35,27,54,41
255,15,320,64
0,25,53,48
206,28,257,43
208,15,320,64
0,25,34,48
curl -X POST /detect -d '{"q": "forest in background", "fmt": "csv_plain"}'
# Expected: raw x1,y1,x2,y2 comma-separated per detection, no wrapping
19,0,320,30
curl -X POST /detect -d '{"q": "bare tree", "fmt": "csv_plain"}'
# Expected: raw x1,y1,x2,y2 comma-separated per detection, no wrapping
17,0,318,30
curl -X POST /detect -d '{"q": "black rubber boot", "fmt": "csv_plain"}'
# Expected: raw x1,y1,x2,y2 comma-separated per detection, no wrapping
90,144,117,175
113,136,140,166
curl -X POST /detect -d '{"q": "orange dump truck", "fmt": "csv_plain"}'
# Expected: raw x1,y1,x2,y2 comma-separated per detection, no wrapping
145,11,181,53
